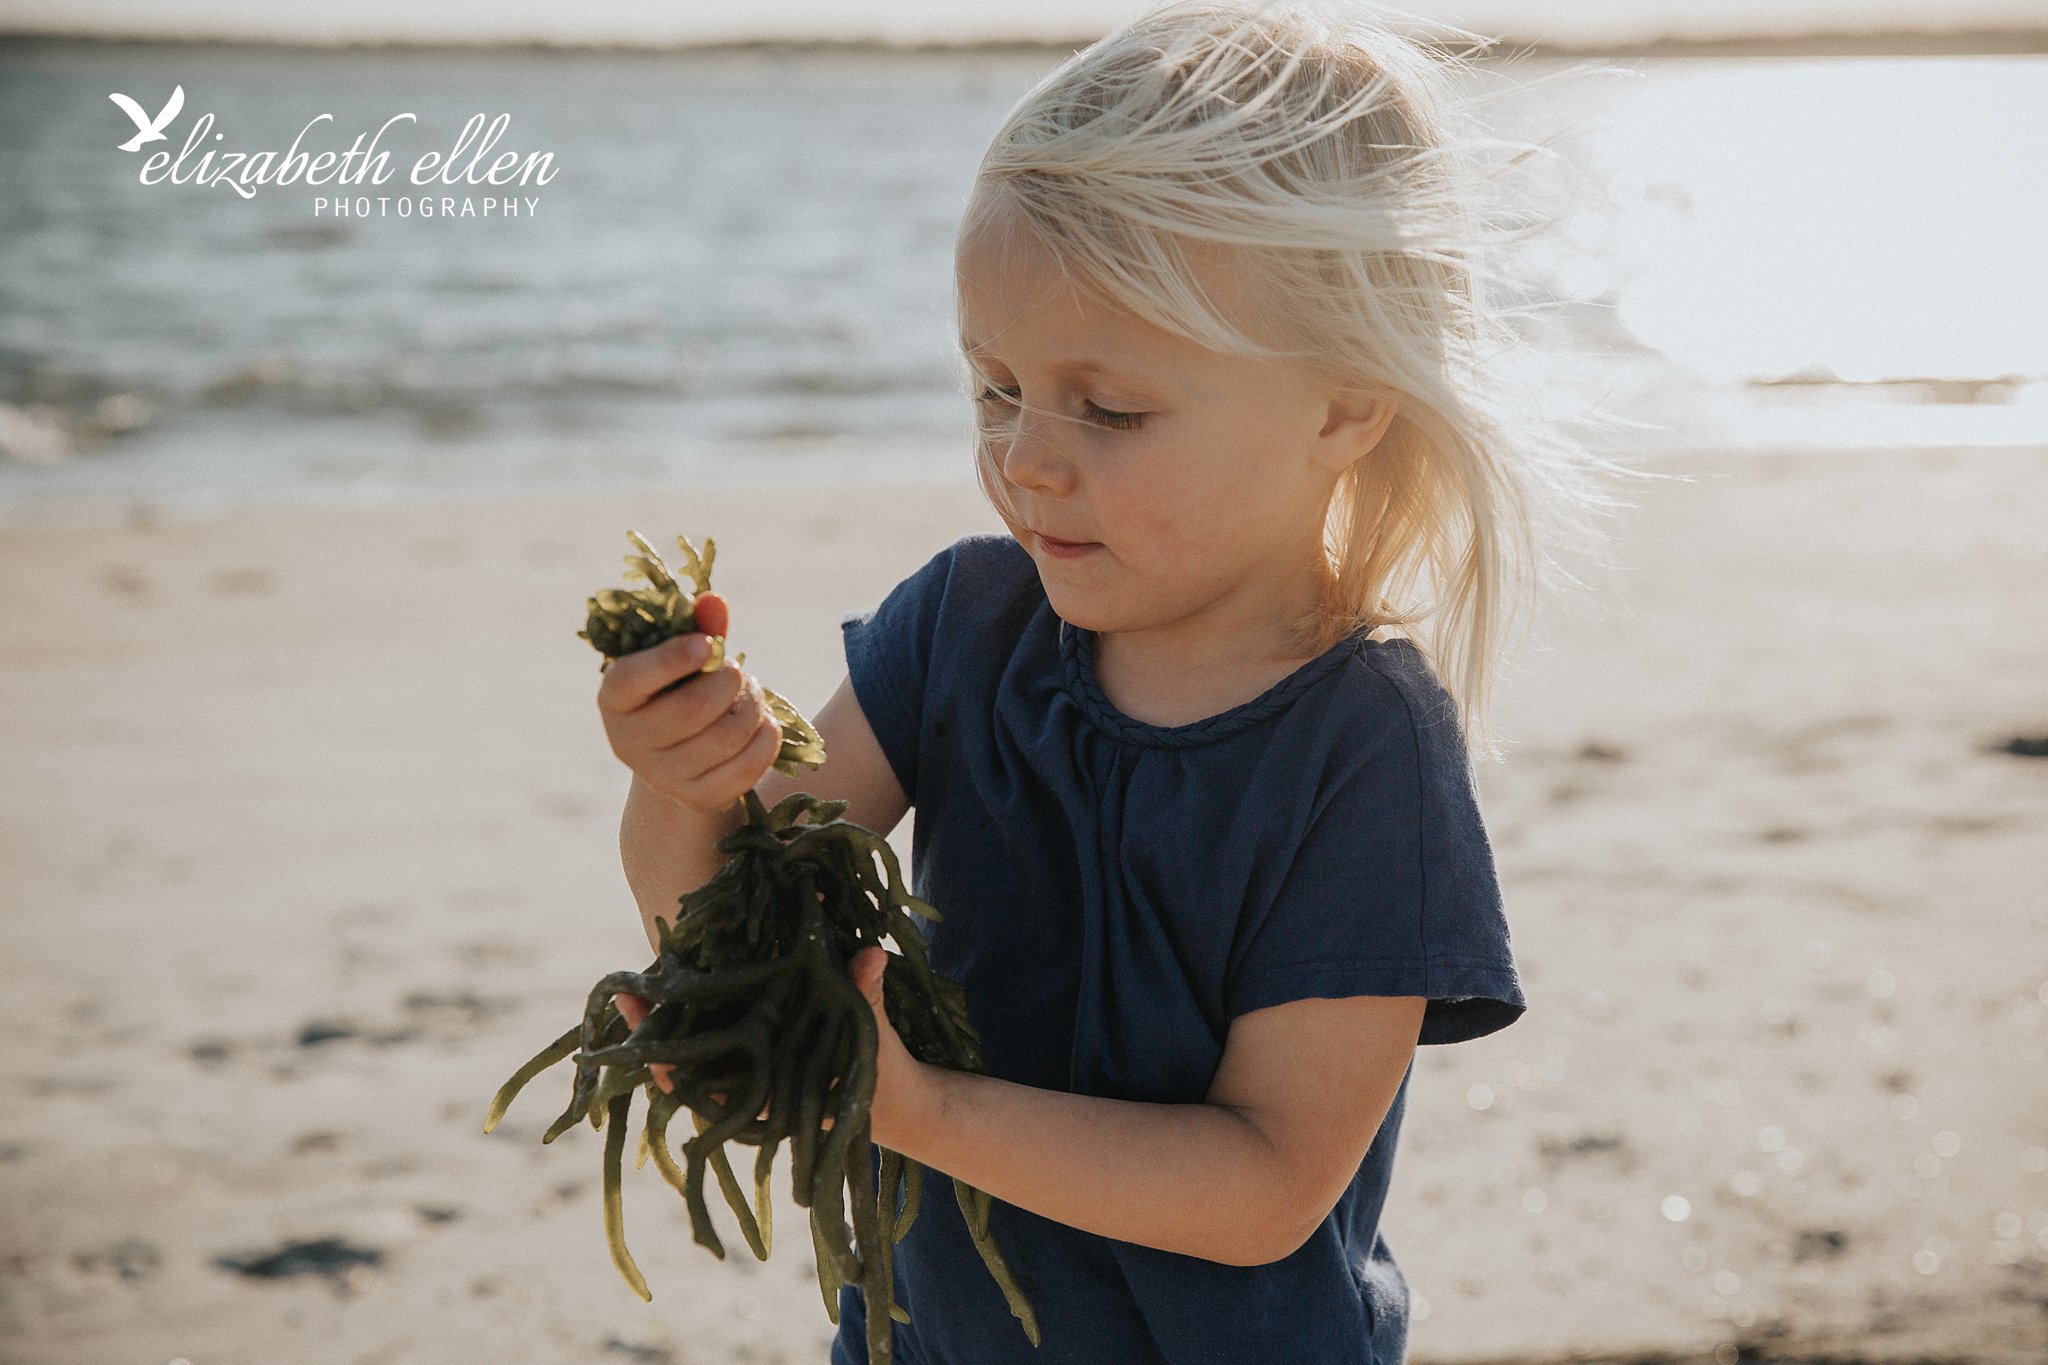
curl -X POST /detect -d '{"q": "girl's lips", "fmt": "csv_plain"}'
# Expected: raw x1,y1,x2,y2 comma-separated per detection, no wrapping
1035,532,1098,558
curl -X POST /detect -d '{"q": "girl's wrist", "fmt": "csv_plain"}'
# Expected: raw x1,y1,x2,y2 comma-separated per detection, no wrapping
874,1053,952,1157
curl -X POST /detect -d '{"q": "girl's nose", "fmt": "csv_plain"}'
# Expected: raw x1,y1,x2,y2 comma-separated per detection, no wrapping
992,408,1075,496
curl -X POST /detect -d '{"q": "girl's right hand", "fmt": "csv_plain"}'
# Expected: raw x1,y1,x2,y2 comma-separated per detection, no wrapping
595,590,785,814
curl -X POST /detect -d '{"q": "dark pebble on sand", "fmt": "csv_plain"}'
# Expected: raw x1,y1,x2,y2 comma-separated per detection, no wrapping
297,1021,356,1047
296,1019,419,1048
1539,1132,1628,1162
1792,1228,1849,1260
214,1237,382,1282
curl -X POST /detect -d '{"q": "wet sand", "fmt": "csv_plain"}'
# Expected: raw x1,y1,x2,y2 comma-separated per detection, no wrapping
1,444,2044,1363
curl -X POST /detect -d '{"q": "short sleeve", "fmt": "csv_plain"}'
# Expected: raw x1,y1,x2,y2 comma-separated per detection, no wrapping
1224,656,1526,1046
839,543,957,804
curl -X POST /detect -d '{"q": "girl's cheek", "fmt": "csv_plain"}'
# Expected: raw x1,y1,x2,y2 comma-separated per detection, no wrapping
1125,505,1188,559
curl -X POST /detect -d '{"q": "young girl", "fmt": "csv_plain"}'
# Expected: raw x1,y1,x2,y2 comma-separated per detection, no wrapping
602,2,1610,1360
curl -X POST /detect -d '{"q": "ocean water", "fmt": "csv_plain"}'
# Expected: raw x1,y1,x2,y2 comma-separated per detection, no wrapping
1,38,2042,513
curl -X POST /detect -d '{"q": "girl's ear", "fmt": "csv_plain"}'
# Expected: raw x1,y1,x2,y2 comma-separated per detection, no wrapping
1313,388,1399,473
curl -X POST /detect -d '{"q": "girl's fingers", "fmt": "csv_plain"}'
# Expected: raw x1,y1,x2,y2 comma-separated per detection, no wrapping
653,668,765,763
597,632,720,714
642,673,776,807
601,664,748,777
850,946,889,1010
629,718,774,816
611,993,676,1094
692,591,729,640
674,707,784,809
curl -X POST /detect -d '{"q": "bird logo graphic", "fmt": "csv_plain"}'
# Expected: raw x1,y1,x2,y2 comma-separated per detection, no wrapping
108,85,185,152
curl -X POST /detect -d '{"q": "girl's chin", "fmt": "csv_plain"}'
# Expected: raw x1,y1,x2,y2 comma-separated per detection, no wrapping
1034,580,1120,634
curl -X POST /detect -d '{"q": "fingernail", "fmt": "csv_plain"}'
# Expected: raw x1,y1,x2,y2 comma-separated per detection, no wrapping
680,636,708,663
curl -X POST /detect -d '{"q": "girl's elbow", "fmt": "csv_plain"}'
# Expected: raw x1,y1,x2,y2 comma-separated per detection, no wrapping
1206,1204,1324,1267
1251,1219,1323,1268
1182,1130,1342,1265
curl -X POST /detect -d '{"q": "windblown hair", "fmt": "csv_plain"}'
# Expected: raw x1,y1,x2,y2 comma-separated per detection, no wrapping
956,0,1631,758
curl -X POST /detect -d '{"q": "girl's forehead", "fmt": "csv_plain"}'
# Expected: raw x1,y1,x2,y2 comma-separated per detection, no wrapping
956,203,1266,363
957,280,1169,381
957,213,1076,304
959,231,1129,349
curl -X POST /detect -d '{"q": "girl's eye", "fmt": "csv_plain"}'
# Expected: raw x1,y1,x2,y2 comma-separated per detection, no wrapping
1082,400,1143,431
973,385,1143,431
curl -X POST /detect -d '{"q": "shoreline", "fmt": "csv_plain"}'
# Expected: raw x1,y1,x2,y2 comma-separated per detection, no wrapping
3,437,2033,530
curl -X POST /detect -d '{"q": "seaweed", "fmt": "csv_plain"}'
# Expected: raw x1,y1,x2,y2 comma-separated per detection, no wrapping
486,531,1040,1363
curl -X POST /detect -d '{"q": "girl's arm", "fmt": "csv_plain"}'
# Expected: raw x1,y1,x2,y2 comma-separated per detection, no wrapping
851,950,1425,1267
619,774,744,953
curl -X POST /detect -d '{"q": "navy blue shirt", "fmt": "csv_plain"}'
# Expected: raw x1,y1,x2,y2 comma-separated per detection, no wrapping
831,533,1524,1365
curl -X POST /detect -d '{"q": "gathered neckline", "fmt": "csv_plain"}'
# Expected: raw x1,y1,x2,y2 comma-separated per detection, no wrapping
1057,618,1380,749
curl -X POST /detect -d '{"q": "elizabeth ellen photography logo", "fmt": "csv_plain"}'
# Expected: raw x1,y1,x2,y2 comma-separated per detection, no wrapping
108,83,558,218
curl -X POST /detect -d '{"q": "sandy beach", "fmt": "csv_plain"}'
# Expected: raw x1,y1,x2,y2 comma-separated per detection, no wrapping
1,443,2044,1365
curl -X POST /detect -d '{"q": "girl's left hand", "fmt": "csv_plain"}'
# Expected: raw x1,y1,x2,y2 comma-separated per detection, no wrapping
849,945,932,1151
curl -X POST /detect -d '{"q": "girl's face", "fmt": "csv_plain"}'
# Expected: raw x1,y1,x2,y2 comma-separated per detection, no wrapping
955,200,1393,666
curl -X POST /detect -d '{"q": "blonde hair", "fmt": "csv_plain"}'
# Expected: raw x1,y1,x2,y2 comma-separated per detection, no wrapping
955,0,1635,758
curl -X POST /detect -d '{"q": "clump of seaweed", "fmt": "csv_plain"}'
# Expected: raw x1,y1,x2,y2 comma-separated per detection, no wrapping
487,531,1039,1365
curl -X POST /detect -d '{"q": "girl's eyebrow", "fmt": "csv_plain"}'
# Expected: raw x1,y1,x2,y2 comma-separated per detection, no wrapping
959,345,1160,390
